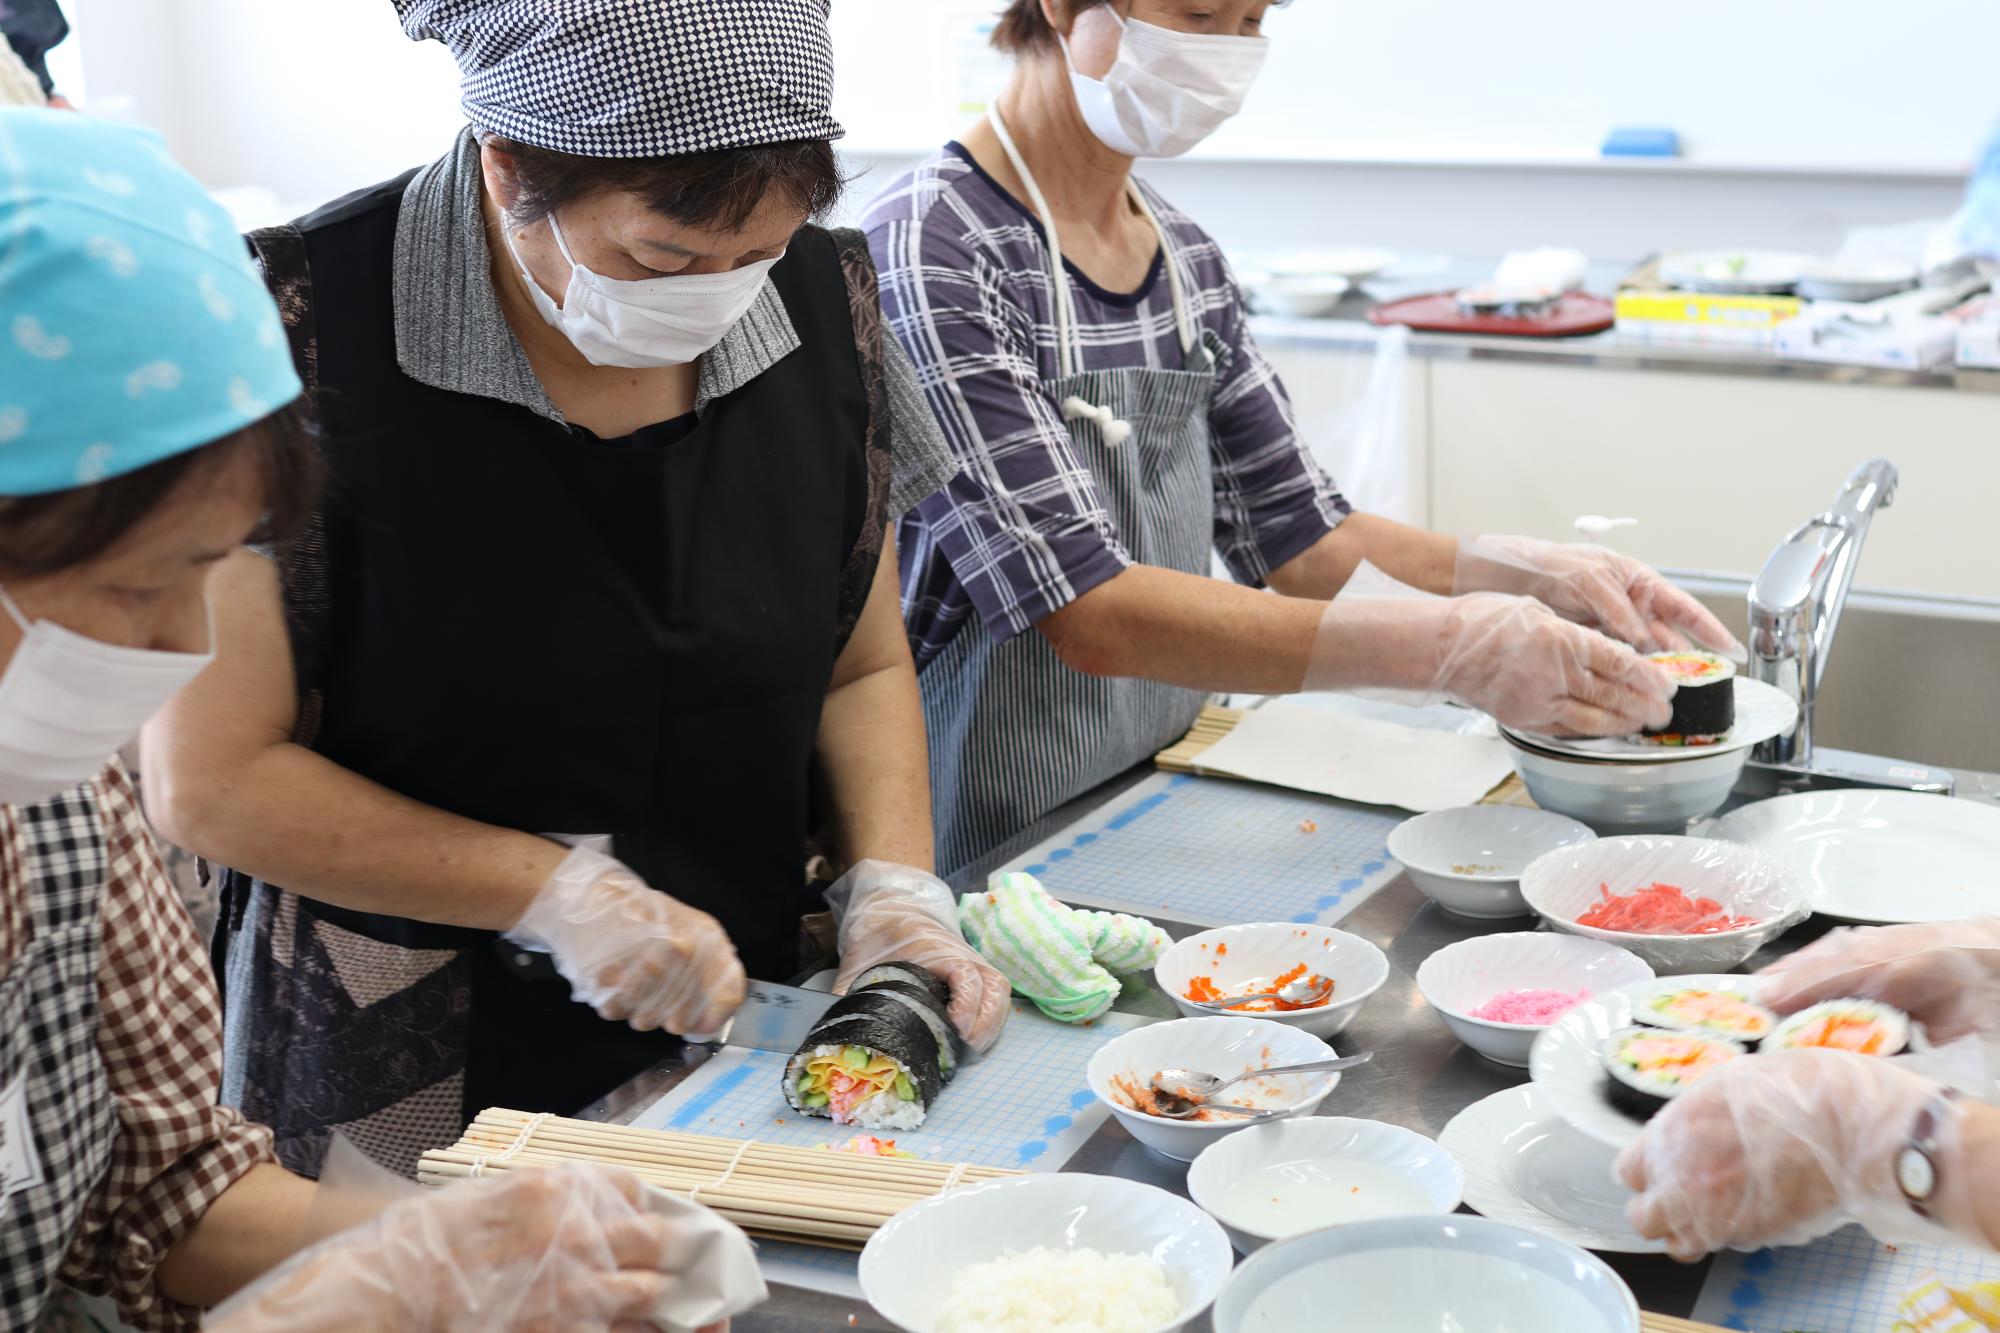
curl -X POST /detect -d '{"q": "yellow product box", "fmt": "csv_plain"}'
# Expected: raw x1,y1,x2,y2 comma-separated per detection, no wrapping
1615,289,1804,329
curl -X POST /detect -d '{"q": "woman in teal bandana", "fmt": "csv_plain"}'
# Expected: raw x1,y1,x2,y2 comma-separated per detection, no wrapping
0,106,750,1333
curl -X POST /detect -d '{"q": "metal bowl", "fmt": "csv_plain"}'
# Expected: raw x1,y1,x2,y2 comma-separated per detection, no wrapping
1501,730,1748,834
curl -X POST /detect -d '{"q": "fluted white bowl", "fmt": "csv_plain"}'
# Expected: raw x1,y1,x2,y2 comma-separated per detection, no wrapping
1154,922,1389,1038
1388,806,1597,919
1088,1017,1342,1161
1415,932,1655,1066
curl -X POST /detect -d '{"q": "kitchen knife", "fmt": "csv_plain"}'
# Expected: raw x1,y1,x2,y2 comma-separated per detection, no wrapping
702,980,841,1054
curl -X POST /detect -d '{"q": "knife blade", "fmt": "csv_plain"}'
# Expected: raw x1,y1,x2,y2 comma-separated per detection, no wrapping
703,980,841,1054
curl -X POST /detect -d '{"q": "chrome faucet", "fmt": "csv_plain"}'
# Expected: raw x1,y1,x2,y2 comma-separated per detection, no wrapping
1746,459,1953,794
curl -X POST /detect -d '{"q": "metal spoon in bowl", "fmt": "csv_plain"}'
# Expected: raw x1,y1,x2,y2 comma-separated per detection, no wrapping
1147,1051,1374,1120
1186,975,1337,1013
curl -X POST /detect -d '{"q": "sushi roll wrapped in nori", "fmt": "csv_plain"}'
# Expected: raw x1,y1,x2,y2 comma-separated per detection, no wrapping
1601,1025,1744,1120
1766,999,1911,1057
783,965,957,1129
1634,988,1778,1045
1638,651,1736,746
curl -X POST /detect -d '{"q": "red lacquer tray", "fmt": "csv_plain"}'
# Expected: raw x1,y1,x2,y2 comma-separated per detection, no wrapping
1369,291,1616,338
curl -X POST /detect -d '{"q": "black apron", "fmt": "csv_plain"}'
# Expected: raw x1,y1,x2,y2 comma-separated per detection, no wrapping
217,175,882,1175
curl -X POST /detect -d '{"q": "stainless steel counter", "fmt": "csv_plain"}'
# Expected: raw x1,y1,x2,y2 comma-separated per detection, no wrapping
1246,258,1998,394
579,762,1996,1331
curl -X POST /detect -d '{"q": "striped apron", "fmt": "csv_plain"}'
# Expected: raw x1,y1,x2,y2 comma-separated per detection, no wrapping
0,785,121,1328
923,109,1218,875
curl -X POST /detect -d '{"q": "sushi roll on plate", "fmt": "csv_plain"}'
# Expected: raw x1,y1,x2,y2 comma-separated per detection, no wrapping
1601,1025,1745,1120
784,965,956,1130
1634,987,1778,1045
1637,651,1736,746
1766,999,1911,1057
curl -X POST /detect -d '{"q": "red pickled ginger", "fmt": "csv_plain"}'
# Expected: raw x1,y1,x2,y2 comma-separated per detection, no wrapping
1575,882,1758,935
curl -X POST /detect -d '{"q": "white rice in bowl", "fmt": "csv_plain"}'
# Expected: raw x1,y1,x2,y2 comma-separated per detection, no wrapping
936,1246,1179,1333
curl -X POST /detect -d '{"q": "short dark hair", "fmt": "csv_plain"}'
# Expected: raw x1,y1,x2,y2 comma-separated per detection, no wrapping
992,0,1112,55
0,399,321,578
486,134,845,233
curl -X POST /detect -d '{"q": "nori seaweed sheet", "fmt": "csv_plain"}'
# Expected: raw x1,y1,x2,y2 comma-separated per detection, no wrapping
860,979,961,1078
1646,671,1735,739
784,991,945,1110
852,961,951,1011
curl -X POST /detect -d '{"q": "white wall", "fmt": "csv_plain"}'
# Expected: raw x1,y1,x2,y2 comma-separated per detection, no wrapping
56,0,1987,256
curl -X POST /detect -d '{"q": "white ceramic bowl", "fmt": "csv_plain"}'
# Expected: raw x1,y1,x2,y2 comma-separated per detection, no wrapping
1213,1214,1640,1333
1503,731,1750,835
1187,1116,1465,1254
1415,932,1655,1067
1088,1017,1344,1162
1520,835,1809,974
859,1174,1233,1333
1249,272,1351,318
1154,922,1390,1038
1388,806,1597,919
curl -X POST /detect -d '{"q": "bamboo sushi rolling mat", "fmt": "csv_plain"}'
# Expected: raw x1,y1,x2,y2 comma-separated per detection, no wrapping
419,1109,1020,1250
1155,703,1533,807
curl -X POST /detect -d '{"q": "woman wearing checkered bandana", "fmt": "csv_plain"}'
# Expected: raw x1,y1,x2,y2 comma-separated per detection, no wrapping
0,108,760,1333
148,0,1010,1183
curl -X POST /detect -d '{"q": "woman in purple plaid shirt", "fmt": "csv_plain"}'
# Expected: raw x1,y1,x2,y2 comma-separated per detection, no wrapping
866,0,1741,872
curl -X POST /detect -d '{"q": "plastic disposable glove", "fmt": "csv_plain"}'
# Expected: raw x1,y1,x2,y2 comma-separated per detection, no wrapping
209,1162,763,1333
828,859,1012,1054
1614,1049,1979,1261
506,845,746,1039
1304,590,1675,736
1456,535,1743,658
1758,917,2000,1046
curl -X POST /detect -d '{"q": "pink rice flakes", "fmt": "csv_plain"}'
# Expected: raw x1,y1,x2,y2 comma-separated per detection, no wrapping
1469,987,1591,1024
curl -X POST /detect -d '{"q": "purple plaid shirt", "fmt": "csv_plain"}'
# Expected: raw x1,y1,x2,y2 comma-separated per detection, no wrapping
864,144,1351,669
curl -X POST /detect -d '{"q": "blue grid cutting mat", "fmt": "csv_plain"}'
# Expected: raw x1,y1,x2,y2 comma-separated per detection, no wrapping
1693,1226,2000,1331
625,1001,1155,1299
1001,770,1404,928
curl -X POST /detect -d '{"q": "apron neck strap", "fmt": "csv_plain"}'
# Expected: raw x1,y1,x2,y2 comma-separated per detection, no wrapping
985,105,1196,379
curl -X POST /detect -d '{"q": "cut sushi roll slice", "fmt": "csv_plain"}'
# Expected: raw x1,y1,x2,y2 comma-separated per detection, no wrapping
1637,651,1736,746
782,971,952,1129
1634,988,1778,1044
1766,999,1911,1057
1601,1025,1745,1120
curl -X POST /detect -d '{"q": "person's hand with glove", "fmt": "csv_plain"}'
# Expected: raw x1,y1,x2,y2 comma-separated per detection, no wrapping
1456,534,1742,658
829,860,1013,1053
209,1162,765,1333
1758,917,2000,1047
1304,588,1676,737
1615,1048,2000,1262
959,872,1170,1023
505,844,747,1039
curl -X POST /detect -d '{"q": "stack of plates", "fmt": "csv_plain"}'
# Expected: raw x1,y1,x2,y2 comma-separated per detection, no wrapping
1658,249,1814,295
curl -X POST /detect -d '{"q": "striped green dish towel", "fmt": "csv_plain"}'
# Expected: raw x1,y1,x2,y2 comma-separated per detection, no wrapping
959,872,1171,1023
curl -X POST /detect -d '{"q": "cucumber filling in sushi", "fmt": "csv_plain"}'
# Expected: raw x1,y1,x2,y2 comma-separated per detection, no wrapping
791,1044,926,1130
1637,650,1736,746
1602,1026,1744,1119
1767,999,1911,1057
1637,988,1778,1043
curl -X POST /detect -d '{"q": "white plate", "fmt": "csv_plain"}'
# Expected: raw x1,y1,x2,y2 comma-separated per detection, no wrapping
1660,249,1814,294
1528,973,1761,1149
1439,1084,1666,1254
1711,790,2000,924
1246,245,1399,282
1504,678,1798,763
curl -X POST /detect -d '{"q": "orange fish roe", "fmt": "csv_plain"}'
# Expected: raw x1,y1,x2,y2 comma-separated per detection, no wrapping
1299,819,1319,833
1215,943,1228,957
1183,962,1334,1011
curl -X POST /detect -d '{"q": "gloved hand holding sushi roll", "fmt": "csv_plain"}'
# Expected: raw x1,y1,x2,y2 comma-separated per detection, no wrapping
1759,917,2000,1047
506,844,748,1038
1455,535,1744,659
1306,588,1677,736
1615,1048,2000,1261
828,860,1014,1053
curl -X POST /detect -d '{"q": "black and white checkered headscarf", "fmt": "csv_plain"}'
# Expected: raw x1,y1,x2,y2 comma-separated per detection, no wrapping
397,0,843,158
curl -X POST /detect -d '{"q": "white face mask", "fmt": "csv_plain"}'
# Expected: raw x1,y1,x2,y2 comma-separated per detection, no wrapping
0,587,215,807
505,212,783,369
1065,12,1270,159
